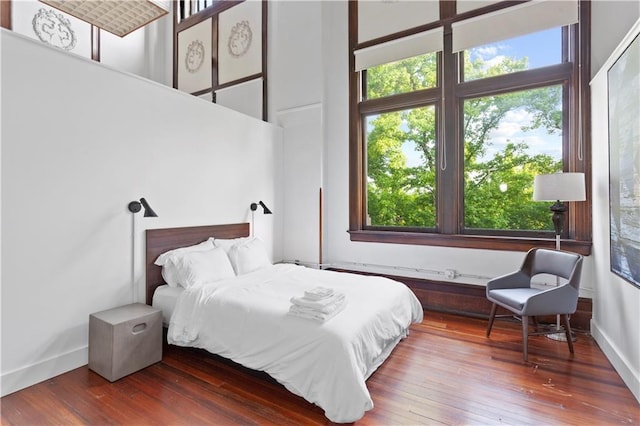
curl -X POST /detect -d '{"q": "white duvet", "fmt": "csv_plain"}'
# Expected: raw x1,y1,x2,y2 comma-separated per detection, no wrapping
168,264,424,423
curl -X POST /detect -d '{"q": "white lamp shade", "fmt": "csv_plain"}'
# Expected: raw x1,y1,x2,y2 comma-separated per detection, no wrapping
533,173,586,202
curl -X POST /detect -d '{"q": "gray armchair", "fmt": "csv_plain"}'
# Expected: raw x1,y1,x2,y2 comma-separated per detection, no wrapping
486,248,583,361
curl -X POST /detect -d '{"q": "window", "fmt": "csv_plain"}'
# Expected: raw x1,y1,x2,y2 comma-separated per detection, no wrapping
463,86,564,233
349,1,591,254
365,105,438,229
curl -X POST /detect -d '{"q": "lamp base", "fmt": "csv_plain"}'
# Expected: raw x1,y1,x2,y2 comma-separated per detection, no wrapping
545,328,577,342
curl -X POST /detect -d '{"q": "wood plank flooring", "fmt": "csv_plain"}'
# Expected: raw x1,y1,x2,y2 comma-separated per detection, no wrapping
2,312,639,425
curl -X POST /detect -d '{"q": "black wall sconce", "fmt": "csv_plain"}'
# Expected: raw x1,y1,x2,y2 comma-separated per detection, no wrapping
128,197,157,303
128,197,158,217
250,200,272,237
250,200,272,214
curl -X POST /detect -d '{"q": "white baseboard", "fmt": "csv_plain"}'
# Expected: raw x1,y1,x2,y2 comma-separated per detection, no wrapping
1,346,88,397
591,319,640,404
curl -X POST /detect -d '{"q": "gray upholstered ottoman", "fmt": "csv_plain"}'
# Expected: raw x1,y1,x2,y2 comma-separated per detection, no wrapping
89,303,162,382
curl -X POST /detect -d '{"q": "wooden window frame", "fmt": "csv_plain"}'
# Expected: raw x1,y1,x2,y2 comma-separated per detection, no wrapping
348,0,592,255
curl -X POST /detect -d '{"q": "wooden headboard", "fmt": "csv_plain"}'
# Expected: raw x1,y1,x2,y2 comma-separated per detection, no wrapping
145,223,250,304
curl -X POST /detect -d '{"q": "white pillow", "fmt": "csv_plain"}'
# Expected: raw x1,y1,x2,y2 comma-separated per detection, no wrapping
212,237,250,253
173,247,236,289
227,237,272,275
154,240,214,287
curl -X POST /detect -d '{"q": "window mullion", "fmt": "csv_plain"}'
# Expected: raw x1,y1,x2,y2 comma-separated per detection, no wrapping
575,1,591,241
438,25,460,234
359,87,441,114
348,0,363,232
456,63,574,98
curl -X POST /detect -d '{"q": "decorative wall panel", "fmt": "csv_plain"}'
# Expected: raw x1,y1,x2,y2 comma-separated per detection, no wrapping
217,0,262,85
177,17,212,94
11,0,91,58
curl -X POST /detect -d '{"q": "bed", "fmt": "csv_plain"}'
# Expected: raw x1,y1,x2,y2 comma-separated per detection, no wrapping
145,223,424,423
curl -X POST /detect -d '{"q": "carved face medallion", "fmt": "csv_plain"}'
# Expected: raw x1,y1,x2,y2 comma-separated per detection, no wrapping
32,8,77,51
228,20,252,58
185,40,205,73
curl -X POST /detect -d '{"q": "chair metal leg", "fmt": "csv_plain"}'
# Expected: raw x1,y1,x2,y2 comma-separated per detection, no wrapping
486,303,498,337
561,314,575,354
522,315,529,361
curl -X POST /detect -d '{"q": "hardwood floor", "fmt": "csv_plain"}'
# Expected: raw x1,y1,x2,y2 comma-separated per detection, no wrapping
2,312,639,425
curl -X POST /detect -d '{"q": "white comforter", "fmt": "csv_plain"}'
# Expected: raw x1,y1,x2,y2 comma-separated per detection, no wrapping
168,264,424,423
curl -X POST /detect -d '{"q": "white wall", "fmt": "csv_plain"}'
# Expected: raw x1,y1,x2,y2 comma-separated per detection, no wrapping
589,10,640,403
276,104,323,265
590,1,640,80
269,1,324,265
100,17,172,86
268,1,323,112
0,30,283,396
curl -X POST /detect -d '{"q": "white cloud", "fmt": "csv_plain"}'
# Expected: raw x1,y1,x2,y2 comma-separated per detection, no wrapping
478,108,561,163
474,45,499,58
489,108,533,139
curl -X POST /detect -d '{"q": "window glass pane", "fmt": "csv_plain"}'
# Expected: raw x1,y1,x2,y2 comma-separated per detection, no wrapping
463,86,563,231
365,52,437,100
366,106,437,228
463,28,562,81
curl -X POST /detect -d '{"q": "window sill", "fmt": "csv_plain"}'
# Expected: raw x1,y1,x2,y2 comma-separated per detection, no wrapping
348,230,592,256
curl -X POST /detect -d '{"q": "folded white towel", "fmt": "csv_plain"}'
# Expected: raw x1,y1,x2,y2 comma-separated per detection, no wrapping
303,286,335,300
288,298,347,322
290,292,345,310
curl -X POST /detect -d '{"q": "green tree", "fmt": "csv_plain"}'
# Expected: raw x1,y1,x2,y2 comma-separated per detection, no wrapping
366,107,437,227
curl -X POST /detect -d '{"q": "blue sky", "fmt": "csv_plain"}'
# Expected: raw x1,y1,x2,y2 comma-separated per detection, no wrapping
470,27,562,70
